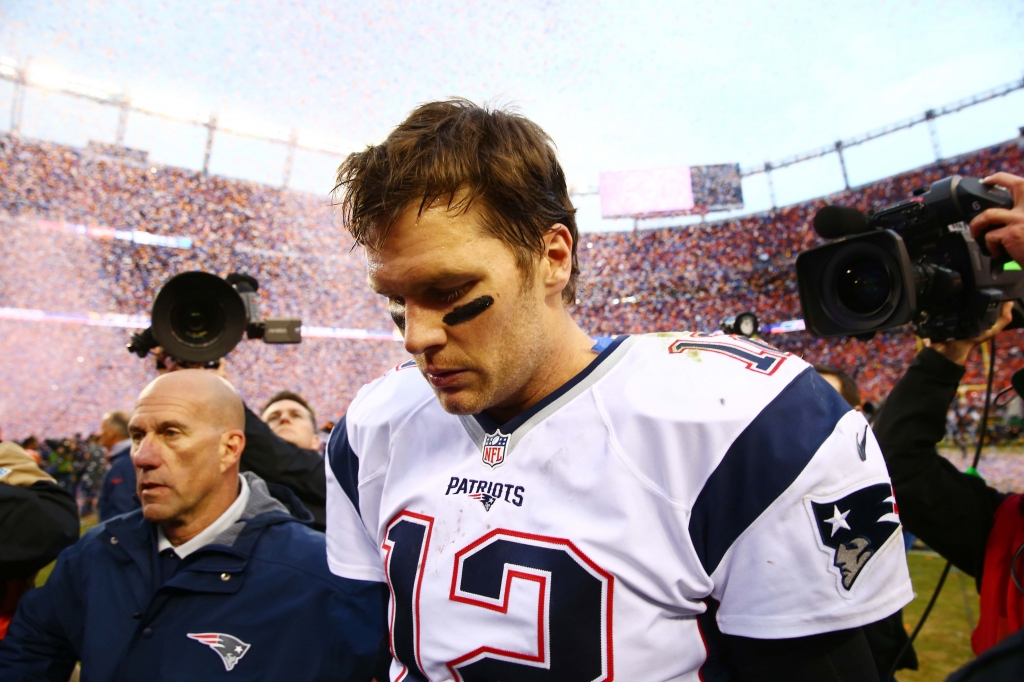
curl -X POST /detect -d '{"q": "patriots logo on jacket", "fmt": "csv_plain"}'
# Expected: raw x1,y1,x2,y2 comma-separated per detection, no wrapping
809,483,901,591
187,632,251,671
482,430,509,469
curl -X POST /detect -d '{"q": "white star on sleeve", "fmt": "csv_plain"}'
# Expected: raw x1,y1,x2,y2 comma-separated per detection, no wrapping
825,505,851,536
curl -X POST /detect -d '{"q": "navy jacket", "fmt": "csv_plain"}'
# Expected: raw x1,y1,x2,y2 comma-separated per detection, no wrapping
0,473,384,681
97,441,139,522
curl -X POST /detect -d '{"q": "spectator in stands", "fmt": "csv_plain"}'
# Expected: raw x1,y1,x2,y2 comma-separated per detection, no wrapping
0,370,382,681
97,410,138,521
0,441,78,640
261,391,322,451
3,131,1023,440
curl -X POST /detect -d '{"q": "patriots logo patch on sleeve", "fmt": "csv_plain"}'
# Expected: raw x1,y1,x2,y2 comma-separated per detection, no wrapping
187,632,251,671
808,483,901,591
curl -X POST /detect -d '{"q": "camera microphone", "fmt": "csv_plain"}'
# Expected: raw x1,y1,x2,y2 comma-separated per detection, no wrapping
813,205,871,239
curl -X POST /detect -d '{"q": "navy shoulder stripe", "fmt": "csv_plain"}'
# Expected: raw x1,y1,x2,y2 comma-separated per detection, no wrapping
327,415,361,519
688,367,852,576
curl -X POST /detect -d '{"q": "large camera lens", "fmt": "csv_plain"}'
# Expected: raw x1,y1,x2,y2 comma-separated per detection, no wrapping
170,297,225,343
808,236,907,335
150,272,247,363
835,256,892,315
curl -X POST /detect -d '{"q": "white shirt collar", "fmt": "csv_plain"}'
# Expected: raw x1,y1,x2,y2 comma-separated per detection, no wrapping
157,475,250,559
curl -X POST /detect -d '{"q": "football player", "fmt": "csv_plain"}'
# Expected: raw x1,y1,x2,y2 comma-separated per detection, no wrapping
326,99,912,681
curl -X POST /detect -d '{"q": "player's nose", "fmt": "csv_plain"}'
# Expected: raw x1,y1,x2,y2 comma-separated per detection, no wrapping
402,305,447,355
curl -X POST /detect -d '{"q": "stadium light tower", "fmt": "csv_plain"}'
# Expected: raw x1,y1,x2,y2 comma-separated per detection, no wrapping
202,115,217,176
834,140,850,191
925,109,942,161
282,129,298,188
115,99,130,145
2,57,26,134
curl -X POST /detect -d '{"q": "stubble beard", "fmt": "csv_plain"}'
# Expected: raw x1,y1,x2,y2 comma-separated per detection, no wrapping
426,287,548,419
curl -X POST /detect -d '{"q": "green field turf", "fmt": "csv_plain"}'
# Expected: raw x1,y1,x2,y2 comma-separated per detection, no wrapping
897,551,981,681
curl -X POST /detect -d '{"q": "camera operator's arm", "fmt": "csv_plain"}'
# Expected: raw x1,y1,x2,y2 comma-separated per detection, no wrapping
873,304,1012,579
241,405,327,529
971,172,1024,263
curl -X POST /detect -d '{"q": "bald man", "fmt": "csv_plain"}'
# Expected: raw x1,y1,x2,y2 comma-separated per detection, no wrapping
0,371,384,681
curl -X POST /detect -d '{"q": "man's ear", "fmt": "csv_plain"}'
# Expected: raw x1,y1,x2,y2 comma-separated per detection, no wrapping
219,430,245,473
541,224,574,299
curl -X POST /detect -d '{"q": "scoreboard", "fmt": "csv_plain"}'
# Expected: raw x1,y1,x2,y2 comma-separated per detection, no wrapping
599,163,743,219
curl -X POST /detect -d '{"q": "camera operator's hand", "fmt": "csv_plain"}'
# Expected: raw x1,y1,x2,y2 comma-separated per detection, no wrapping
925,301,1014,366
970,172,1024,263
152,346,228,378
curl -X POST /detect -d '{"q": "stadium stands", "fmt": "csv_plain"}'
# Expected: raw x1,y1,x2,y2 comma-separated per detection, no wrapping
1,133,1022,447
574,137,1024,404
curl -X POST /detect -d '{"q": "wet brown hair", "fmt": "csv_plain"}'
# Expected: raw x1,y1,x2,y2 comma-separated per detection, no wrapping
333,98,580,304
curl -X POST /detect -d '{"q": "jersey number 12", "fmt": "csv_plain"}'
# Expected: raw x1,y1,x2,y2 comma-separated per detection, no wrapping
383,511,614,681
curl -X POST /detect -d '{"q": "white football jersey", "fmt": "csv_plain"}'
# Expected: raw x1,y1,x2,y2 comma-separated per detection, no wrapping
326,333,912,682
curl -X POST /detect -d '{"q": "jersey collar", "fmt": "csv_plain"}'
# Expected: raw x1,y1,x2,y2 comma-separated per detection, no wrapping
457,334,635,455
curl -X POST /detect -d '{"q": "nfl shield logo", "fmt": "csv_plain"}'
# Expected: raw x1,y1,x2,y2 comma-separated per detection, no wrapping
482,430,509,469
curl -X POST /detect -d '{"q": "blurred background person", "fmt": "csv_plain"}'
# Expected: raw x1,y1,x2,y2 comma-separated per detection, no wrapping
97,410,137,521
260,391,322,451
0,440,79,640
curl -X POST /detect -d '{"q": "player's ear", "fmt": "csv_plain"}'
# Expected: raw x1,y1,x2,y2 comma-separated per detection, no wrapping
540,224,573,299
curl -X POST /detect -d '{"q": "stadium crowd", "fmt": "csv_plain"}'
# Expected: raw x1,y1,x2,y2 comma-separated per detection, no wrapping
574,137,1024,404
1,132,1023,459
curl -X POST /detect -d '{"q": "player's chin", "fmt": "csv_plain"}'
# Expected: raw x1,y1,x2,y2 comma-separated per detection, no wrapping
432,386,488,416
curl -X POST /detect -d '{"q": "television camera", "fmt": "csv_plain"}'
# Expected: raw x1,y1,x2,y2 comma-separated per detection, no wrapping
127,271,301,365
796,176,1024,341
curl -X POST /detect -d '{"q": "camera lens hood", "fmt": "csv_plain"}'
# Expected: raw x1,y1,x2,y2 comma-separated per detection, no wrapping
150,271,247,364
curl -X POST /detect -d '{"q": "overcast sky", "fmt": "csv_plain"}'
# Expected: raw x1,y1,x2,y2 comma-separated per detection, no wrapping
1,0,1022,231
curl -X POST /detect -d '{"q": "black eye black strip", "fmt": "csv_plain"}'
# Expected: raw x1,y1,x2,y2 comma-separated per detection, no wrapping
443,295,494,326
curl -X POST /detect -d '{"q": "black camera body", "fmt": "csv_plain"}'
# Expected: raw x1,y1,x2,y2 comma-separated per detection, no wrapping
128,271,301,364
796,176,1024,341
